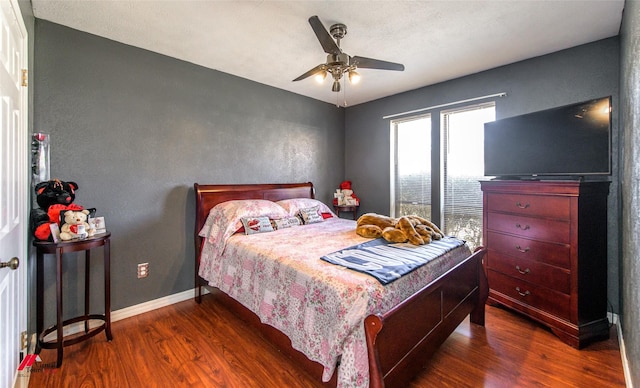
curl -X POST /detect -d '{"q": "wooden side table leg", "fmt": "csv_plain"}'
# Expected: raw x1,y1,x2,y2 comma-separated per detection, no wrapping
55,247,64,368
84,249,91,334
104,239,112,341
36,251,44,354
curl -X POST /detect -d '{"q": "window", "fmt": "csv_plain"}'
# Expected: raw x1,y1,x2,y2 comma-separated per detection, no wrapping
441,103,495,250
391,102,495,250
390,115,431,218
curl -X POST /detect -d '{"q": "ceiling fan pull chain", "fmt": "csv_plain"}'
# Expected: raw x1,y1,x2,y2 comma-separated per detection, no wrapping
343,81,347,107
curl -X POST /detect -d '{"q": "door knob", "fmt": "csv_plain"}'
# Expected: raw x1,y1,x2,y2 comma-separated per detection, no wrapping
0,257,19,270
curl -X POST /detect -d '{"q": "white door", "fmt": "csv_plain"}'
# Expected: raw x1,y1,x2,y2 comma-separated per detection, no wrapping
0,0,28,386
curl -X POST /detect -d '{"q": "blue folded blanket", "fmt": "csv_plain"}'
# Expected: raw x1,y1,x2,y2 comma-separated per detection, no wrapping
321,237,465,285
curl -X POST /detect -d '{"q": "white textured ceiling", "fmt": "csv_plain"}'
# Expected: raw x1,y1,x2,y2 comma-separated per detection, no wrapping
32,1,624,107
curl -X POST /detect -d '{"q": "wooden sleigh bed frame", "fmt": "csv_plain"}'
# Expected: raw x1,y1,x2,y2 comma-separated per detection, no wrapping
194,182,488,387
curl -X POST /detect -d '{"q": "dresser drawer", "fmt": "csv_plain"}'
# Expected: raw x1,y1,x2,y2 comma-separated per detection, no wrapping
486,251,570,294
488,270,571,321
486,231,570,268
487,213,570,244
486,193,570,219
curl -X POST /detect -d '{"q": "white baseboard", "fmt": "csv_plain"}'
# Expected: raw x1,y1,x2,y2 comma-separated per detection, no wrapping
608,311,618,325
615,315,634,388
111,287,208,322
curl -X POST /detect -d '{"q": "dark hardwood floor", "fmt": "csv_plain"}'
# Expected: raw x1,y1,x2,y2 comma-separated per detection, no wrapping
29,293,626,387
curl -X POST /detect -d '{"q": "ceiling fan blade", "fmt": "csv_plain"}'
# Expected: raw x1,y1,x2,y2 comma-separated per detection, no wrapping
351,56,405,71
308,15,341,55
292,64,326,82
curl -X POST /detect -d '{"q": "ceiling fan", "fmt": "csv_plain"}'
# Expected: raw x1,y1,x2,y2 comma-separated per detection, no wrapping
293,15,405,92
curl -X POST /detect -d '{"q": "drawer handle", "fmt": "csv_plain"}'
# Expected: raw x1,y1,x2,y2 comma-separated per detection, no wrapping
515,223,530,231
515,287,530,297
515,202,530,209
515,245,530,253
515,265,530,275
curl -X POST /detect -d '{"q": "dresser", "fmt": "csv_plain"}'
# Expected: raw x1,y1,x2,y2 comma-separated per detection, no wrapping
480,180,610,348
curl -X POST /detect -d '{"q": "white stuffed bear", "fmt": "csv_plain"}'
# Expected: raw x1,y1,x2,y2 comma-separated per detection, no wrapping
335,189,359,206
341,189,358,206
59,209,96,241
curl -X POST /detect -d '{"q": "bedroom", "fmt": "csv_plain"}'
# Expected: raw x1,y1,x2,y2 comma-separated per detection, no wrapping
2,0,638,387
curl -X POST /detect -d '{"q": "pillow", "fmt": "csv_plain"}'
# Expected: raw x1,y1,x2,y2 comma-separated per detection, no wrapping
240,216,274,235
271,216,301,230
198,199,288,244
276,198,335,218
298,205,324,224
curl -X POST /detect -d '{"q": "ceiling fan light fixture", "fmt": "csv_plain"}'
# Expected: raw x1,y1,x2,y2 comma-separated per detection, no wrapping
348,70,361,84
292,16,405,97
314,70,327,84
331,79,341,92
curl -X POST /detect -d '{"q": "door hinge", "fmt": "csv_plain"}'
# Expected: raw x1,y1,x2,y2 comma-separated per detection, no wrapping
21,69,28,87
20,331,27,350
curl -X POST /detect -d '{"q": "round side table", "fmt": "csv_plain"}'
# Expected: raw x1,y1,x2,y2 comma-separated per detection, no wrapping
33,232,112,367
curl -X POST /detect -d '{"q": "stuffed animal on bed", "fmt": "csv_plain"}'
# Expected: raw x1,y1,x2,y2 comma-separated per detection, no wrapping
356,213,444,245
59,209,95,241
30,179,85,241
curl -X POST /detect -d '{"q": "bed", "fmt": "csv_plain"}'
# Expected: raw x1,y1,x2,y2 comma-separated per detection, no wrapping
194,182,488,387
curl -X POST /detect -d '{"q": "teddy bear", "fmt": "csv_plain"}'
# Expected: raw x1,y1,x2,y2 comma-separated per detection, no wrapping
59,209,96,241
356,212,444,245
35,179,78,208
30,179,85,241
333,180,360,206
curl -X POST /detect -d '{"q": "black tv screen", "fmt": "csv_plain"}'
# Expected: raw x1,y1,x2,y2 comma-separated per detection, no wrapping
484,96,611,178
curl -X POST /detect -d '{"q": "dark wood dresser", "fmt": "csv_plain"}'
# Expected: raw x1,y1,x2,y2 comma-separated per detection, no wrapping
480,180,610,348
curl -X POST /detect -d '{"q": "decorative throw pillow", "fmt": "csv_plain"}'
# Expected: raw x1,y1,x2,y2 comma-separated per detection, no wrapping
271,216,301,230
240,216,274,235
298,206,324,224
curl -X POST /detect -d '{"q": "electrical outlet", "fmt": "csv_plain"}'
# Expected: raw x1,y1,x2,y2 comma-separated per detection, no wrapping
137,262,149,279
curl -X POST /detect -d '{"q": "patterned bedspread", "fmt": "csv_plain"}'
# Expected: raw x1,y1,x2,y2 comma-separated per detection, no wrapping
199,217,471,387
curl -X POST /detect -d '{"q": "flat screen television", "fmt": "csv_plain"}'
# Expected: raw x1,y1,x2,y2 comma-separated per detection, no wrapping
484,96,611,178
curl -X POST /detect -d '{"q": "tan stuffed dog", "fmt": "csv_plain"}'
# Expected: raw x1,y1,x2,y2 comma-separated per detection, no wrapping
356,213,444,245
356,213,396,238
404,215,444,244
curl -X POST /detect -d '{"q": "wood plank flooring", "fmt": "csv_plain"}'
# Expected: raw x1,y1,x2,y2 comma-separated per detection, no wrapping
28,293,626,387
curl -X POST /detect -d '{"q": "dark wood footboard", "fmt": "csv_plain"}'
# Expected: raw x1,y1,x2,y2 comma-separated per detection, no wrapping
364,247,488,388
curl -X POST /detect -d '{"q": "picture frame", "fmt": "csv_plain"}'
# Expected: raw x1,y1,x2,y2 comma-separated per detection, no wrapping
90,216,106,234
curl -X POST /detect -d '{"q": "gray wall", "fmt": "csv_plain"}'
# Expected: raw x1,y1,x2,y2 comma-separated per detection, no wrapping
620,0,639,385
345,38,621,313
33,20,344,320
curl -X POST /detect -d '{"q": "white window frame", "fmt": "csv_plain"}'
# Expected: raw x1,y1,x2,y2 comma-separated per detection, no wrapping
390,113,431,217
440,102,495,249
